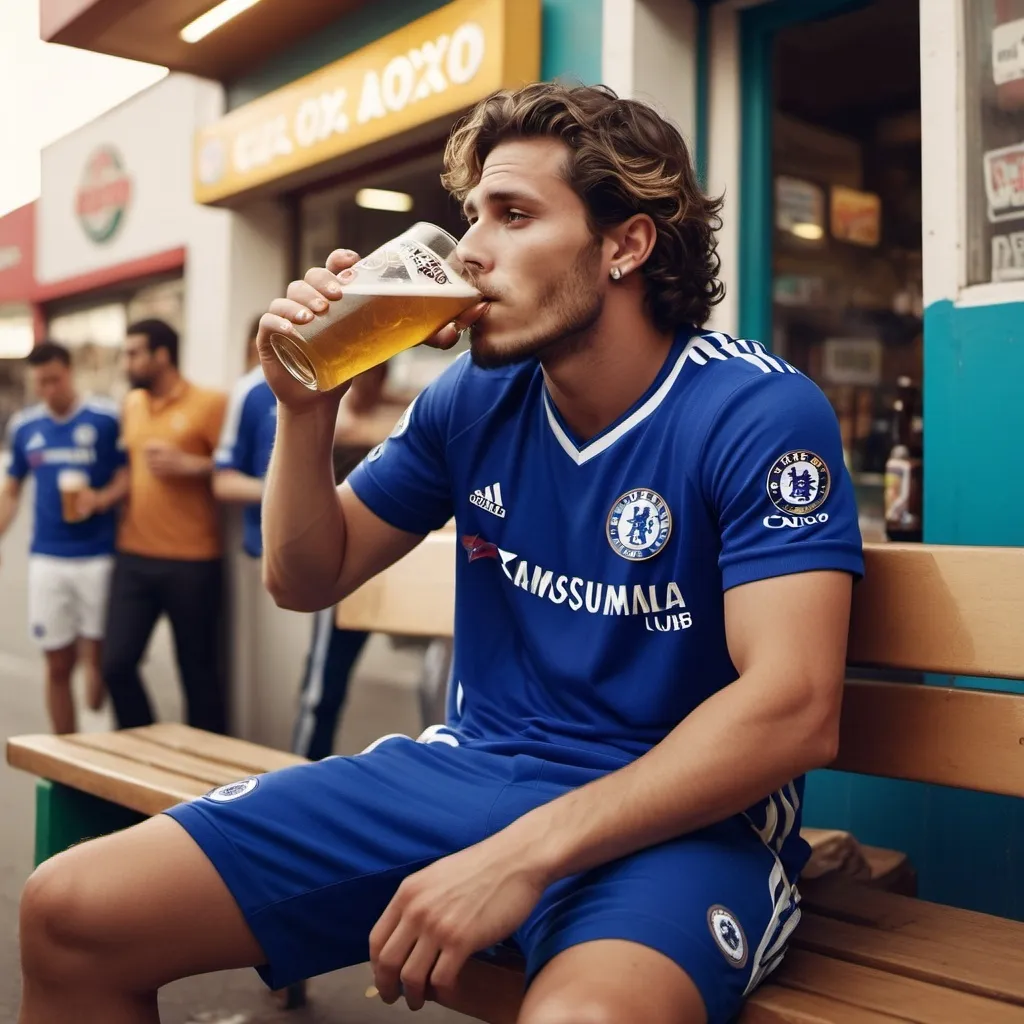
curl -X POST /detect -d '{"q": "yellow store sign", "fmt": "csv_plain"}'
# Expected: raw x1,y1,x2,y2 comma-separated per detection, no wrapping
193,0,541,204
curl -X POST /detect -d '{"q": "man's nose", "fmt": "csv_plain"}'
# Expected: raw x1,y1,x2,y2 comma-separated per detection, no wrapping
455,223,492,275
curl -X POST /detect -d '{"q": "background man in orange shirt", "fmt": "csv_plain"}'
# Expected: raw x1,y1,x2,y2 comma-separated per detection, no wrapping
102,319,229,734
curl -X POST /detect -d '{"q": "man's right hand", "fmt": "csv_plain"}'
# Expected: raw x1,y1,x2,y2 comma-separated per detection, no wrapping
256,250,363,409
257,248,487,410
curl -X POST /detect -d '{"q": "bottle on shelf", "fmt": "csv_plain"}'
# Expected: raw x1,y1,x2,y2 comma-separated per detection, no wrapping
884,375,923,542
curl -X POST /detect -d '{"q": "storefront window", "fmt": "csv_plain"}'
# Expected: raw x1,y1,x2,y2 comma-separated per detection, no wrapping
966,0,1024,284
770,0,923,541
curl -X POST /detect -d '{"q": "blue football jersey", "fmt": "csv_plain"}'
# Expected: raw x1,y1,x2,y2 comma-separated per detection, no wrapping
215,366,277,558
348,329,863,857
6,398,125,558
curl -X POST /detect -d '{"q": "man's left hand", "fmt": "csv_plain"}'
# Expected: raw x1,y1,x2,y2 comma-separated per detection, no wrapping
369,834,549,1011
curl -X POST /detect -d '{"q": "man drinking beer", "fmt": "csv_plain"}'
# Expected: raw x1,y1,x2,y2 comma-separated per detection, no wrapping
18,84,862,1024
0,341,127,733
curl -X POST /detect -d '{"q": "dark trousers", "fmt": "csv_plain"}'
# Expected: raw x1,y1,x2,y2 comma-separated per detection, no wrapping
291,607,368,760
103,553,226,734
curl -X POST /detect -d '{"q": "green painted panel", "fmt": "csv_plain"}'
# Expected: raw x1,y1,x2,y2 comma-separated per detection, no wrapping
34,779,145,867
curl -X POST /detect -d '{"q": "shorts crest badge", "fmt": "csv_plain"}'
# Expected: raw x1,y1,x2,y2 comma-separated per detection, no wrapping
206,777,259,803
606,489,672,561
708,905,747,968
766,450,831,515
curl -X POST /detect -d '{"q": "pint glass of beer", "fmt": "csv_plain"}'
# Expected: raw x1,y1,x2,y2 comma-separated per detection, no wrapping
58,469,90,524
269,222,480,392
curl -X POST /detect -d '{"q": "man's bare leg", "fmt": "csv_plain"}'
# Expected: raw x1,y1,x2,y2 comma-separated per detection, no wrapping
516,939,707,1024
43,644,77,734
79,637,106,712
20,814,265,1024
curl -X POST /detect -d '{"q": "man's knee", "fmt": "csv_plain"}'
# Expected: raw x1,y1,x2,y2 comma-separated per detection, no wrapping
20,847,102,981
517,989,622,1024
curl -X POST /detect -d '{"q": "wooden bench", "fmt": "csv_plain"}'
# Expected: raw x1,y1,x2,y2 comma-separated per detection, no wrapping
335,538,1024,1022
9,540,1024,1020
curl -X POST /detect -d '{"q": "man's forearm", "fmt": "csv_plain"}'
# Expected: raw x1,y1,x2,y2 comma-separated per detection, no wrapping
96,467,130,511
0,490,20,538
213,469,264,504
502,669,840,887
262,399,346,609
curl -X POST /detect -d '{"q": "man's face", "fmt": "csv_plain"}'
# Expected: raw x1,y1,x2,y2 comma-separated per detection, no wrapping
456,137,607,369
123,332,158,389
30,360,74,413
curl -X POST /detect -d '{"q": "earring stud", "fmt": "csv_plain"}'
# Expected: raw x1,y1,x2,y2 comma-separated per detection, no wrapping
610,266,622,280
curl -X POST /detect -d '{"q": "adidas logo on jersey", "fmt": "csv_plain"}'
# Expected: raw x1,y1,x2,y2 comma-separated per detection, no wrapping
26,432,45,451
470,483,507,519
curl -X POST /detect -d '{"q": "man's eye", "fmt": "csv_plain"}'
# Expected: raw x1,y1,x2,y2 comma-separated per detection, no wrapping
505,210,527,224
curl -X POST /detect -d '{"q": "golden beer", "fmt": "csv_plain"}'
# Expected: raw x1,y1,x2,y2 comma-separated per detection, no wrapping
58,469,90,524
270,222,480,393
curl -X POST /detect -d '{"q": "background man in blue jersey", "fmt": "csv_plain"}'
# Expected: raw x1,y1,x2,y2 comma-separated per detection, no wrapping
0,341,128,734
18,84,863,1024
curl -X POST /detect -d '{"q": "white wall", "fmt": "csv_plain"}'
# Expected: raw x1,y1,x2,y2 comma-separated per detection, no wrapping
602,0,698,143
38,75,225,285
705,2,741,335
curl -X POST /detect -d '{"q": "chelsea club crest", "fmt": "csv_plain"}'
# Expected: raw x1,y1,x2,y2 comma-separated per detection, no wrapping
766,450,831,515
607,489,672,561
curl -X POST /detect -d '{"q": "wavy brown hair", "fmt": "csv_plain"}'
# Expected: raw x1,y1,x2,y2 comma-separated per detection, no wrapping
442,82,724,330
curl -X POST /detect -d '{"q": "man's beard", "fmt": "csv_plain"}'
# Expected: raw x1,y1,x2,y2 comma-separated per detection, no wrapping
128,374,154,391
469,239,604,370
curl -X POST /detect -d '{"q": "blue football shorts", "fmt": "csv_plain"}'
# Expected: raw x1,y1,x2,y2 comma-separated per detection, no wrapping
164,736,807,1024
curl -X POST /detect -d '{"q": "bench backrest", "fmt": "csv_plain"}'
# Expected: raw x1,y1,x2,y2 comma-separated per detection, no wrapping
337,537,1024,800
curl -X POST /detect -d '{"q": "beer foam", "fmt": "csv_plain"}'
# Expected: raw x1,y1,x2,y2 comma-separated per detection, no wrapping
341,279,480,299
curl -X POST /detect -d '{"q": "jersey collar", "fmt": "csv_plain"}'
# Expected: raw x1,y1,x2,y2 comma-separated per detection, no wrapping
542,329,693,466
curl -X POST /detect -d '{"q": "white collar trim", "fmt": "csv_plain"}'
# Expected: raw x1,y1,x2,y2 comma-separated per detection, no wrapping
542,341,691,466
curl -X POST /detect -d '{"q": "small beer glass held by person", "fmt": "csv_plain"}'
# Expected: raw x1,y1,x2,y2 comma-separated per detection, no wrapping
17,84,862,1024
0,341,128,733
102,319,229,734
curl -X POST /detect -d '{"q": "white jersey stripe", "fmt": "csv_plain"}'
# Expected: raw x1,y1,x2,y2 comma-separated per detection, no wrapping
216,366,265,463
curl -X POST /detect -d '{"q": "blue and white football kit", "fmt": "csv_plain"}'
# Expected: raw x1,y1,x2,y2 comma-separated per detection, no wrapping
6,399,124,650
214,366,277,560
166,329,863,1021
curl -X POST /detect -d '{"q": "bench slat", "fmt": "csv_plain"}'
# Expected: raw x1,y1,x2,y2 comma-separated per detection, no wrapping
800,877,1024,958
831,681,1024,798
848,544,1024,678
432,959,522,1024
772,949,1024,1023
741,984,905,1023
7,735,208,816
793,912,1024,1005
132,723,306,774
69,732,249,788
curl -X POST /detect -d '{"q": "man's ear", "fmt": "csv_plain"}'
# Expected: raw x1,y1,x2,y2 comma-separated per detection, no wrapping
606,214,657,280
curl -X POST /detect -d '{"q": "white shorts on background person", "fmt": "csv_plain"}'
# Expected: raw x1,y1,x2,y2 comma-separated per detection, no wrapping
27,555,114,651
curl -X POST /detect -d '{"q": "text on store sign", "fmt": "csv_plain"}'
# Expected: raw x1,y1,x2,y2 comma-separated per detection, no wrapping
232,23,486,175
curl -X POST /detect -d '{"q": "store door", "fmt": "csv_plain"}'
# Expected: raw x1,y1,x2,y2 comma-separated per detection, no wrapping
737,0,922,542
734,0,935,893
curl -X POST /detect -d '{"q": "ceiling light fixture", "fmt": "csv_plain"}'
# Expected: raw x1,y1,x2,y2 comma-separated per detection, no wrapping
180,0,265,44
355,188,415,213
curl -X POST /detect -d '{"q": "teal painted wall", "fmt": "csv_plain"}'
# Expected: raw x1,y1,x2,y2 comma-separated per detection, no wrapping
227,0,603,111
540,0,602,84
804,297,1024,922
